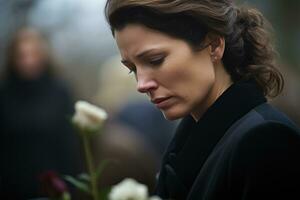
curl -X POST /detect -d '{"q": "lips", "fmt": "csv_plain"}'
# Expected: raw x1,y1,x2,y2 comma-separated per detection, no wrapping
151,96,172,109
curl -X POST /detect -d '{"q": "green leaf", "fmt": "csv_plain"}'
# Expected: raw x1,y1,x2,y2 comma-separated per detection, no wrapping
64,175,90,194
98,187,111,200
95,159,118,180
62,192,71,200
77,173,90,182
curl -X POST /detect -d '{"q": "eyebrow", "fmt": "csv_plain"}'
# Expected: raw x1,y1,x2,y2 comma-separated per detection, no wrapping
136,49,159,59
121,48,162,64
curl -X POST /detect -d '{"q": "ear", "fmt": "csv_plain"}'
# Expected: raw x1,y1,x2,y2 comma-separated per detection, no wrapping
206,33,225,63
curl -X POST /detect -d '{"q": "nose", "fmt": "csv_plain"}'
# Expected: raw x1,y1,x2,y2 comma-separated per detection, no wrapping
137,77,158,94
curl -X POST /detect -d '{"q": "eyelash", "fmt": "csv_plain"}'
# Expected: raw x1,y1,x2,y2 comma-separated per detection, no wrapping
148,57,165,66
126,56,165,75
128,69,136,74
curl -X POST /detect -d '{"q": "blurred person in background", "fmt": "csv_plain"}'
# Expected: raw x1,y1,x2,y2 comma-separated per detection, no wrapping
0,27,82,199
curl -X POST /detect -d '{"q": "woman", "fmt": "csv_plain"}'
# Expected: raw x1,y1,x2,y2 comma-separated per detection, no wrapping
105,1,300,199
0,28,82,199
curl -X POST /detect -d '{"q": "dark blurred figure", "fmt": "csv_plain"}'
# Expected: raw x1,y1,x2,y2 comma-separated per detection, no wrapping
96,121,160,193
116,101,175,157
0,28,81,199
96,102,176,193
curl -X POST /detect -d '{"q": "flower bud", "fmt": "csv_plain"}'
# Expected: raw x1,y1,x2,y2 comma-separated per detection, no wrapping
72,101,108,132
109,178,148,200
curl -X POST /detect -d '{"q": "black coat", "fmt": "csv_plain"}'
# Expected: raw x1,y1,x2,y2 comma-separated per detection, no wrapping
154,80,300,200
0,74,82,199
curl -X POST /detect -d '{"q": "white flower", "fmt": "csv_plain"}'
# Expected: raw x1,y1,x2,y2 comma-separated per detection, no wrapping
109,178,148,200
72,100,107,132
149,196,162,200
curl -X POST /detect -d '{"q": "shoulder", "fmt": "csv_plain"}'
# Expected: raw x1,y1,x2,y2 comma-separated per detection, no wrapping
0,79,9,93
229,102,300,161
48,77,69,90
226,103,300,174
234,121,300,156
229,118,300,179
48,77,73,97
228,103,299,141
226,120,300,198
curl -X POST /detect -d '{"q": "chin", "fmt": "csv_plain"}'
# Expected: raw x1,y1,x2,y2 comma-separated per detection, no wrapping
161,107,189,121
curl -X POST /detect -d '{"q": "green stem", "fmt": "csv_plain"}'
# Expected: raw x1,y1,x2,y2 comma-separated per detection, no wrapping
82,134,99,200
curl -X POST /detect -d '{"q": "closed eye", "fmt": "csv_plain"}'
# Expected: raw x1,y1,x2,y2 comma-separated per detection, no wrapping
121,60,136,74
148,57,165,66
128,68,136,74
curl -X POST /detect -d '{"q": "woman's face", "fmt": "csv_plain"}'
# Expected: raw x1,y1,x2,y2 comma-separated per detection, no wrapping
15,36,47,80
115,24,217,120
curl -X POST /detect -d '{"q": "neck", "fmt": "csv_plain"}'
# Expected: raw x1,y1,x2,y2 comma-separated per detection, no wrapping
191,62,233,122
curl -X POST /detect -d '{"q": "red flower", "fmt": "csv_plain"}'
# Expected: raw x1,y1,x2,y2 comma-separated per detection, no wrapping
39,170,68,198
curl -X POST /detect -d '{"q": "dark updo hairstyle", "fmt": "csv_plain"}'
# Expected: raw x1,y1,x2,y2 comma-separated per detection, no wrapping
105,0,284,98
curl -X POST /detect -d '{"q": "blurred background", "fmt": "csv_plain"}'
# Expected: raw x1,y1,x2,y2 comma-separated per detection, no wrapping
0,0,299,199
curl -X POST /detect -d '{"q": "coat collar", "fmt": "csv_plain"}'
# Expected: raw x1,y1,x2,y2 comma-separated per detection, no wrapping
157,80,267,199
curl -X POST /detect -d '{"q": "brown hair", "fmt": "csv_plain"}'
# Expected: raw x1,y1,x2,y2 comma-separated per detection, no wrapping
105,0,284,97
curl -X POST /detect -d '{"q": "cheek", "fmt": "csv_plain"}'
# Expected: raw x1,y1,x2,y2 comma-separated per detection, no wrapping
157,55,193,89
154,51,216,119
187,62,216,102
160,54,215,97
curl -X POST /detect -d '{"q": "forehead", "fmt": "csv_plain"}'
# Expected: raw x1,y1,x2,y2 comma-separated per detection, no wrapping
114,24,181,58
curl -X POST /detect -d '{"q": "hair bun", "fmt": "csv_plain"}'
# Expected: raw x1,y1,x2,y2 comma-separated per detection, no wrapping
236,8,264,32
